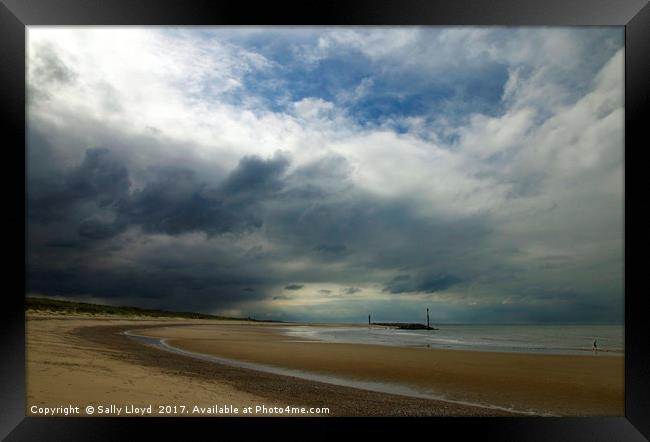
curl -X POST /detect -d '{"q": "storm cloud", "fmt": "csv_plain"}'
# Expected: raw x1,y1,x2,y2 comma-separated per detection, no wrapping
26,27,624,323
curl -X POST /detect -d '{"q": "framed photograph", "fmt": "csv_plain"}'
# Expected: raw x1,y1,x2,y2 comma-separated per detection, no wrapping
1,0,648,440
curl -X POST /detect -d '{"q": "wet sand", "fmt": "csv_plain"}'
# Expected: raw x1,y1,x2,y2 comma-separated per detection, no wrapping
27,313,516,416
136,323,624,416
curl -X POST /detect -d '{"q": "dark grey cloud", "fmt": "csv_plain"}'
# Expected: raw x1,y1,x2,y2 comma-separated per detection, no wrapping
220,153,289,201
29,146,292,240
77,216,123,240
342,287,362,294
383,274,463,294
122,153,290,237
26,138,500,314
67,148,131,204
27,136,299,311
28,264,267,312
126,168,241,236
284,284,304,291
28,147,129,224
28,134,618,323
314,243,348,255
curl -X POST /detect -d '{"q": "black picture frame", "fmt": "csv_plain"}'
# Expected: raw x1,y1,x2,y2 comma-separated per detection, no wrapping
1,0,647,440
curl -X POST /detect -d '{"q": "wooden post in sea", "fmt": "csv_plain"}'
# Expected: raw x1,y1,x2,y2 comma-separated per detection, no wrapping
426,308,430,329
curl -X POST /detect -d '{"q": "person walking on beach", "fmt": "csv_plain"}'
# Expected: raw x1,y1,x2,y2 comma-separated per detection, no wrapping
593,339,598,352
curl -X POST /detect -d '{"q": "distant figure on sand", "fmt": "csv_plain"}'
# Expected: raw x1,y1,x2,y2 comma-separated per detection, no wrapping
593,339,598,352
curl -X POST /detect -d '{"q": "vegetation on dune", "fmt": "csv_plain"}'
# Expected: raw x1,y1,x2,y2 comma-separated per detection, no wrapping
25,296,275,321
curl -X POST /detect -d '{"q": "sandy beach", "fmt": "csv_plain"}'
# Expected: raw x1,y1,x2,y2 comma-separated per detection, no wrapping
26,313,623,417
26,314,286,416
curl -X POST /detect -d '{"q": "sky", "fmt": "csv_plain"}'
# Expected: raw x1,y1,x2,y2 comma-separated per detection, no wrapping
26,27,624,324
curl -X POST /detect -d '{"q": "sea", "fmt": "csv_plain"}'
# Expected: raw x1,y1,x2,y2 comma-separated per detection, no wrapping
282,324,624,356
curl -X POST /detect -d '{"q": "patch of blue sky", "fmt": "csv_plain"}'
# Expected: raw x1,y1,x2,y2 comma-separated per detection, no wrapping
218,53,376,114
228,54,510,132
354,66,509,125
172,27,622,135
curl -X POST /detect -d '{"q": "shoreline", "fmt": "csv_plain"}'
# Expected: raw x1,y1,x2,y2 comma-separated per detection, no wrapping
279,324,624,357
135,322,624,416
27,314,516,416
123,329,543,416
78,322,516,416
26,314,624,417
